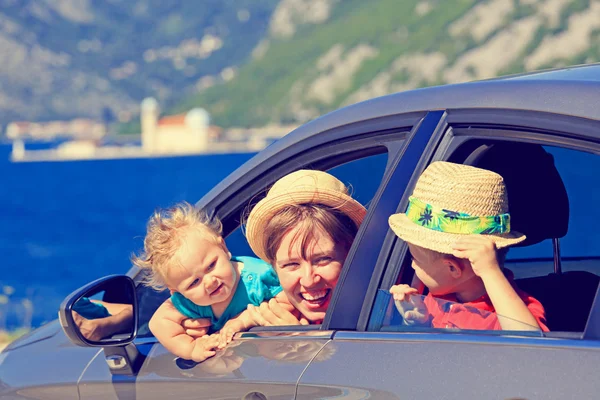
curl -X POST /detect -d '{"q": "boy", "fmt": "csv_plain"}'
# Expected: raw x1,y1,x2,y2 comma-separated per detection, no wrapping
133,202,288,362
388,162,548,332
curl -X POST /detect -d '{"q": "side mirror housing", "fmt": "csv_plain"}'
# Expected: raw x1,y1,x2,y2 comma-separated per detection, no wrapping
59,275,138,347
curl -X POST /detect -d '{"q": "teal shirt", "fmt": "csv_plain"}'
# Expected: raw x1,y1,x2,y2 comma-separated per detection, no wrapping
72,297,111,319
170,256,282,333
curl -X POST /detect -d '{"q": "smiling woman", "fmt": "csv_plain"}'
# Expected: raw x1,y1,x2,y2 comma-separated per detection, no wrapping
245,169,366,325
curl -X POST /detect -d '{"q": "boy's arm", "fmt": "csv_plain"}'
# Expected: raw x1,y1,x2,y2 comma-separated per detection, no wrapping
452,236,542,331
149,298,212,359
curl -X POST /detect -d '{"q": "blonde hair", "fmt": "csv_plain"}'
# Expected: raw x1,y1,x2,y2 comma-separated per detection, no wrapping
132,201,222,290
263,203,359,264
411,245,509,266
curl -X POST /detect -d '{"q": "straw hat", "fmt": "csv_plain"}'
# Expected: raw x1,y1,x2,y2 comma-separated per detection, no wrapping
388,161,525,254
246,169,366,261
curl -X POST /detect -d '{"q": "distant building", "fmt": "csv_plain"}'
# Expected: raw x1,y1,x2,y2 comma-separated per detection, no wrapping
6,119,106,140
140,98,221,154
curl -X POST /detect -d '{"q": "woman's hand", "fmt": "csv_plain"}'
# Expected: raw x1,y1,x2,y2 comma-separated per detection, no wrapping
247,299,310,326
72,311,107,341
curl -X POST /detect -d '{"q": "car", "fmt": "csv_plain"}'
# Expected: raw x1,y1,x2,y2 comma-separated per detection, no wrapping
3,63,600,399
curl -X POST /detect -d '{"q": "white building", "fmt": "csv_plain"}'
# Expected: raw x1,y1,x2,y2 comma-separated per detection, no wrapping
140,97,220,154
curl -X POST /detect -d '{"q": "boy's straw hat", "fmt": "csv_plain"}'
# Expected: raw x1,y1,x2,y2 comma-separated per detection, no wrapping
388,161,525,254
246,169,366,261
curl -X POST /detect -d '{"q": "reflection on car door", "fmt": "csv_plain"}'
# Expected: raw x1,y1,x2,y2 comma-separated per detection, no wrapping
297,332,600,399
135,331,331,400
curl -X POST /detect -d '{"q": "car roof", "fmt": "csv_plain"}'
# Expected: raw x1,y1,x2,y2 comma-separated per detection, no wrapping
199,63,600,208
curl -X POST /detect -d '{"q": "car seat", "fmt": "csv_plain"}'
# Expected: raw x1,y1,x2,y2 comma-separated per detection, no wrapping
467,142,599,332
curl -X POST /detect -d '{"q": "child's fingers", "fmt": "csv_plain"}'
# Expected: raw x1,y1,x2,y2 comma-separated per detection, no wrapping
186,328,209,337
451,249,469,259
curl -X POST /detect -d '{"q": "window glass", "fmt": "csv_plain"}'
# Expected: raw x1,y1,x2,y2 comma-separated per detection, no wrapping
506,146,600,275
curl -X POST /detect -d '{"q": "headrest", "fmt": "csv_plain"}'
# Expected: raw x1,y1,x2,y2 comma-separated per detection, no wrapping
469,142,569,246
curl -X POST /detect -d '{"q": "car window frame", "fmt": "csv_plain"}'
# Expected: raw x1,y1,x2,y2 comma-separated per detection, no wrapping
369,109,600,340
128,111,426,338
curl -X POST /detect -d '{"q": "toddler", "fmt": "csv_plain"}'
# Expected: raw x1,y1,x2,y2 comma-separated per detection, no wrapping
133,202,288,362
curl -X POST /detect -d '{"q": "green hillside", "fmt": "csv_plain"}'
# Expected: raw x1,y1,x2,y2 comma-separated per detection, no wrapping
177,0,598,128
0,0,278,124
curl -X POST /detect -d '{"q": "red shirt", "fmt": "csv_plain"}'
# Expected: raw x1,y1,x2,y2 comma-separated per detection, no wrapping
424,271,549,332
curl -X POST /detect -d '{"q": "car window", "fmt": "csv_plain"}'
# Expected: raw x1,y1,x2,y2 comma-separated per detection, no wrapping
506,146,600,277
134,148,391,339
372,138,600,335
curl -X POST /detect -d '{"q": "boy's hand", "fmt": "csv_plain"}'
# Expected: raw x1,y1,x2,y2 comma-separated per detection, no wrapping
390,285,430,325
451,236,503,280
181,318,211,338
390,284,418,301
190,334,219,363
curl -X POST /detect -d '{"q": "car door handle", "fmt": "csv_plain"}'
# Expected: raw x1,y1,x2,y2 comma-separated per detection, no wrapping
243,392,267,400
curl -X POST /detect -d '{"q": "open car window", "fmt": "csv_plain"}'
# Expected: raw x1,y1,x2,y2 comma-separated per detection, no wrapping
372,132,600,337
134,136,404,338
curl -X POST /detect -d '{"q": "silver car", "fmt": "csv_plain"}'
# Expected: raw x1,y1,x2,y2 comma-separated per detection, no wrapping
2,64,600,399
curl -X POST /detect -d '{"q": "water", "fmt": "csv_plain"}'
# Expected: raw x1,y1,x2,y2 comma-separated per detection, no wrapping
0,143,255,329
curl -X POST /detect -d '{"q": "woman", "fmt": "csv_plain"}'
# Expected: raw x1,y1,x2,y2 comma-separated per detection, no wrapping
243,169,366,326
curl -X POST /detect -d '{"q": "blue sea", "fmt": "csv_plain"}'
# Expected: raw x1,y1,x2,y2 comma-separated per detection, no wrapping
0,143,255,329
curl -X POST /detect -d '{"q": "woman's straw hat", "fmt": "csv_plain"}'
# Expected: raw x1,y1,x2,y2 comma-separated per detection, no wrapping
388,161,526,254
246,169,366,261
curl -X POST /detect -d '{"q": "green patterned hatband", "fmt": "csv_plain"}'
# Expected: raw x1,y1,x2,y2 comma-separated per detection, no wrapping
405,196,511,235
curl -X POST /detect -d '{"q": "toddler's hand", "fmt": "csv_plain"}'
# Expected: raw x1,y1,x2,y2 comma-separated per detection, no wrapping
182,318,211,338
451,236,502,280
390,284,418,301
190,334,219,363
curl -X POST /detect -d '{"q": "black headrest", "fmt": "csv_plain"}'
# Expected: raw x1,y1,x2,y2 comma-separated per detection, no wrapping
470,142,569,246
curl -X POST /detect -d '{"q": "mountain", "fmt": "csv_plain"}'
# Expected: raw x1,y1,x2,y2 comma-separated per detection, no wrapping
178,0,598,127
2,0,598,130
0,0,278,126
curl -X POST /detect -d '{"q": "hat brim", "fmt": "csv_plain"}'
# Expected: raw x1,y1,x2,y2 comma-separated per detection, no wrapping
246,186,366,261
388,213,526,254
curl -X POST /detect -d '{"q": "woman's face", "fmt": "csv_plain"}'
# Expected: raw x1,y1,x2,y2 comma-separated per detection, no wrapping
273,225,349,323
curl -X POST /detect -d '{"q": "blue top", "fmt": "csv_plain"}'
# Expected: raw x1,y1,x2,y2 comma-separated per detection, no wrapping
170,256,282,333
72,297,111,319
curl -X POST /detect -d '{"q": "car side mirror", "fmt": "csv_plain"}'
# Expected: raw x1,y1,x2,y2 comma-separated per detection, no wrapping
59,275,138,347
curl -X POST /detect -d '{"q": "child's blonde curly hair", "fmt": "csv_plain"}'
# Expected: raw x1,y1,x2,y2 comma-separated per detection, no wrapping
132,201,222,291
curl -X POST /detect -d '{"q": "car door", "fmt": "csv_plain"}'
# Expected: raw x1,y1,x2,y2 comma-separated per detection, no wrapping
297,110,600,399
77,111,422,399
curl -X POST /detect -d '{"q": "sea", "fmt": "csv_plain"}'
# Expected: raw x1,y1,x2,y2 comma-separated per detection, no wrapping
0,142,255,330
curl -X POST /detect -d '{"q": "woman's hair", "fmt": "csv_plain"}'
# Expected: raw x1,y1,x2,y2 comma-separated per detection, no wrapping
263,203,359,264
132,201,222,290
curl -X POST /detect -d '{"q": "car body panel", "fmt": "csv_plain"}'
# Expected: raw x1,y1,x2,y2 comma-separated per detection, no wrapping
0,321,99,400
131,331,332,400
298,332,600,400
